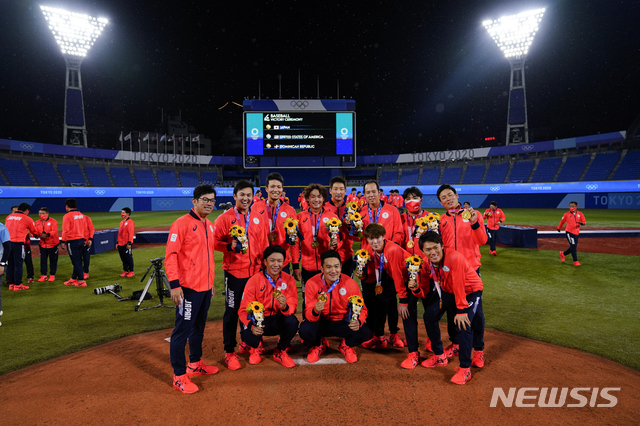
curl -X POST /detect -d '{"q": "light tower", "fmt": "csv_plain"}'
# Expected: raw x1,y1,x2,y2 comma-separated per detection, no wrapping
40,6,108,147
483,8,545,145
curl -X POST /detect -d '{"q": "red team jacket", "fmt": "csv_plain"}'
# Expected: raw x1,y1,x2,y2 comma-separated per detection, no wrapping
324,199,354,263
5,211,40,243
483,208,505,230
416,249,484,314
61,209,86,242
358,201,404,248
117,217,135,246
252,199,300,269
379,193,388,203
361,239,411,303
438,209,487,271
304,273,368,324
165,209,216,293
84,215,95,242
296,208,342,272
238,271,298,327
213,206,269,278
346,193,359,203
400,209,431,255
558,210,586,235
35,217,59,248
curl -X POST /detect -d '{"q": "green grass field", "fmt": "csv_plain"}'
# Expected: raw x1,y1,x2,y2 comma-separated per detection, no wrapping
1,208,638,375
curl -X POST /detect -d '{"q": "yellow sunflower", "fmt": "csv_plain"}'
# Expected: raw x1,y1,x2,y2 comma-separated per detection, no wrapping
355,249,370,260
350,212,362,221
348,201,359,211
348,295,364,306
328,217,341,227
416,217,429,229
235,226,246,237
426,213,437,222
406,255,423,266
284,217,297,229
247,301,264,313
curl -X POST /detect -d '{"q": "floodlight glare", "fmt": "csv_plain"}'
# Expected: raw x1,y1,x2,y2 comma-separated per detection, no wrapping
483,8,546,145
40,5,108,147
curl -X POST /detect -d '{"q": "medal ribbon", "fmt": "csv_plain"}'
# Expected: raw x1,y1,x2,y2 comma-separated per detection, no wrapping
267,201,281,233
368,202,382,224
321,274,341,294
263,270,282,290
308,208,323,242
233,207,250,236
374,252,385,285
429,261,443,300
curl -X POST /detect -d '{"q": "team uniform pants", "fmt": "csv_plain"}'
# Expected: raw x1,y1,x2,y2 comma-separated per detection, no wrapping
24,244,34,280
487,227,500,251
402,292,420,353
341,257,354,278
222,271,250,353
6,242,25,285
170,287,212,376
564,231,579,262
39,246,59,276
299,319,371,349
66,239,85,280
301,268,321,313
82,243,91,274
423,290,484,368
241,313,299,351
117,245,134,272
361,270,399,337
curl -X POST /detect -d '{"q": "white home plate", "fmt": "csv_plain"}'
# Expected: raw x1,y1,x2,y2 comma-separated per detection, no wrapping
292,357,347,366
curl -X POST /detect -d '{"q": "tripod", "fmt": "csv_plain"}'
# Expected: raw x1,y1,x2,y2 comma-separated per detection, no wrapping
135,257,175,312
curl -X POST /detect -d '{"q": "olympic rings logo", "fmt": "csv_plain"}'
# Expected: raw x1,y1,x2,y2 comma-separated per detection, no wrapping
521,144,534,151
20,143,35,150
156,200,174,208
94,190,106,195
586,184,598,190
490,186,500,192
182,190,192,195
290,100,309,109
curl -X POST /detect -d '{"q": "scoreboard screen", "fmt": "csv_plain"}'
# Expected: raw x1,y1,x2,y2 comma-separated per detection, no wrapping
243,111,356,168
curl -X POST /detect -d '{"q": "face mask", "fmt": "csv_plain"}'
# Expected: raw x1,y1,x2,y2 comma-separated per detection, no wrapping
121,213,127,218
405,199,421,214
570,207,576,213
39,214,48,220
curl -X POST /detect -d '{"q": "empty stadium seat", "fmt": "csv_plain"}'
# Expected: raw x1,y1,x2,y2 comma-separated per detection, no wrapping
57,163,87,186
419,168,441,185
84,166,113,187
508,161,534,183
399,169,419,185
556,155,590,182
28,161,63,186
440,167,463,185
462,165,485,184
0,159,36,186
582,152,621,181
610,150,640,180
134,169,158,187
531,158,562,183
156,170,179,187
110,167,136,187
484,162,509,184
379,170,398,186
200,171,219,185
0,173,7,186
179,171,200,187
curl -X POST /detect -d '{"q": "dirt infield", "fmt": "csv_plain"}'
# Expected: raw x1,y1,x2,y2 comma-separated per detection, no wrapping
0,320,637,425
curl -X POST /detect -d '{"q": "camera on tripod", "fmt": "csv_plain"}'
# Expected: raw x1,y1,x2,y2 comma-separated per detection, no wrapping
94,284,122,295
134,256,174,312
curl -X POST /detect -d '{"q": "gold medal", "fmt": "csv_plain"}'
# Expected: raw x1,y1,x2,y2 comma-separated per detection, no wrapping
273,289,282,298
461,210,471,220
375,285,383,295
407,240,415,249
311,240,319,249
268,232,277,243
439,299,442,309
318,293,328,302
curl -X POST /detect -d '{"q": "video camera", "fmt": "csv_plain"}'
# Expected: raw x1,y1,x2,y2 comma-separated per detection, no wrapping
219,202,233,211
94,283,122,295
150,256,165,266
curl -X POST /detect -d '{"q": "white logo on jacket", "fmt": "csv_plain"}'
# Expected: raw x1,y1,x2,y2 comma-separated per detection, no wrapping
382,212,389,219
339,288,347,296
253,218,260,224
280,212,287,218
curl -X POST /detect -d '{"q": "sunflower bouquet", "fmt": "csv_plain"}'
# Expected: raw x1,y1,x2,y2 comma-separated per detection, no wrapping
348,211,364,238
325,217,342,247
426,212,441,232
283,217,301,245
246,301,265,327
354,248,371,278
414,216,430,239
230,224,248,254
347,294,364,323
405,255,423,281
344,201,360,224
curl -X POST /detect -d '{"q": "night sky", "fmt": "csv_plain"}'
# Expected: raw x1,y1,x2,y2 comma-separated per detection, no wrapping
1,0,639,154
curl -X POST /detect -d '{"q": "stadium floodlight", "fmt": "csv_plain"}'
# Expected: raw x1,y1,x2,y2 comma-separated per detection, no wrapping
40,5,108,147
483,8,545,145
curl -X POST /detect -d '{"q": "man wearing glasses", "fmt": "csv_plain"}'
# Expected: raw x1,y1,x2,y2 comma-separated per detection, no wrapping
166,185,219,394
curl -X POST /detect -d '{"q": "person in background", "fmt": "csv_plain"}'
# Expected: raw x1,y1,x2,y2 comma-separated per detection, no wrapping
483,201,505,256
35,207,59,282
463,201,471,210
557,201,586,266
11,206,35,284
61,199,88,288
82,212,95,279
5,203,40,291
0,221,11,324
117,207,135,277
346,187,359,203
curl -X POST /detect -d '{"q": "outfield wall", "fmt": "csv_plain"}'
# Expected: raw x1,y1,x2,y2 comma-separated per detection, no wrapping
1,181,639,212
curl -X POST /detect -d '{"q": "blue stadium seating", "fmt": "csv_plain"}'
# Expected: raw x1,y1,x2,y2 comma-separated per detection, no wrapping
531,158,562,183
84,166,113,187
0,173,7,186
440,167,463,185
134,169,158,187
57,163,87,186
462,165,485,184
582,152,621,181
200,171,219,185
28,161,63,186
419,168,441,185
110,167,135,187
508,161,534,183
484,162,509,184
556,155,590,182
179,171,200,187
280,169,331,186
0,159,36,186
380,170,398,185
399,169,419,185
610,150,640,180
156,170,179,187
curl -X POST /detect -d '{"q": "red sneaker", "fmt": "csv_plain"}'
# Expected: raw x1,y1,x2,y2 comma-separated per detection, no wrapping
173,374,198,394
64,278,77,286
273,348,295,368
400,351,420,369
83,273,89,279
187,360,219,376
126,271,135,277
362,335,388,349
320,336,330,350
8,284,15,291
491,250,497,256
444,343,459,358
339,339,358,363
119,271,127,277
75,280,87,287
13,284,30,291
421,353,448,368
238,342,251,354
573,261,581,266
389,333,405,348
38,275,47,282
48,275,55,282
559,251,565,262
451,367,472,385
224,352,241,370
307,340,328,363
471,350,485,368
248,347,262,365
424,338,432,352
27,278,34,284
258,339,266,355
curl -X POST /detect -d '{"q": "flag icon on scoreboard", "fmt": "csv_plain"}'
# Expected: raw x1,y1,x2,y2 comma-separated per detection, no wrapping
274,125,279,130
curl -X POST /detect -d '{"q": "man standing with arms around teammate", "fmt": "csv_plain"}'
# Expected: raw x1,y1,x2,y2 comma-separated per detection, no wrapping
166,184,219,394
483,201,505,256
117,208,135,277
557,201,586,266
5,203,40,291
35,207,59,282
